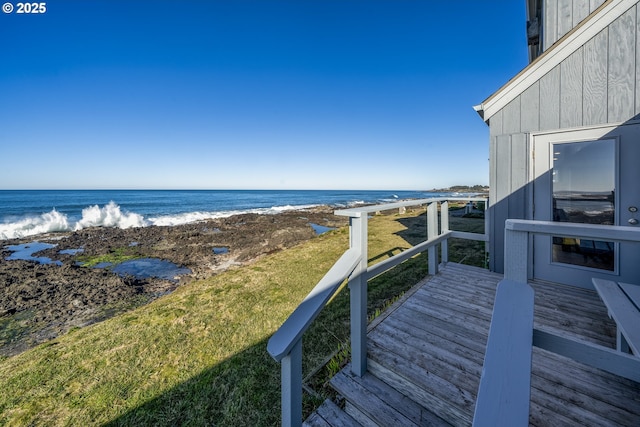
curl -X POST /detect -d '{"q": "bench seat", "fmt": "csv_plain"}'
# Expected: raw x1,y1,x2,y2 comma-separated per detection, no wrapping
592,278,640,355
473,279,535,427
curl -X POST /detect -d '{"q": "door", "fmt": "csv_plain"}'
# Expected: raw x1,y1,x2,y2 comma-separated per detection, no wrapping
532,123,640,288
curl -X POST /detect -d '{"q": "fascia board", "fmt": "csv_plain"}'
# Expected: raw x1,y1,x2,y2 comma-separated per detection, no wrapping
475,0,635,122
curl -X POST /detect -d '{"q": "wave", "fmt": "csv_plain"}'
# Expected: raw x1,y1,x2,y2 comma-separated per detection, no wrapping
0,209,71,240
75,201,148,230
148,204,320,227
0,201,322,240
0,201,147,240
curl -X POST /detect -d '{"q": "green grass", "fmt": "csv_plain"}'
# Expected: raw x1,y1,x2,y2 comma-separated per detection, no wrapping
0,210,485,426
77,247,140,267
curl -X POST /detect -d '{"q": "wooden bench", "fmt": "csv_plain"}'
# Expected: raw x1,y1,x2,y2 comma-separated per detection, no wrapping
473,279,535,427
592,278,640,355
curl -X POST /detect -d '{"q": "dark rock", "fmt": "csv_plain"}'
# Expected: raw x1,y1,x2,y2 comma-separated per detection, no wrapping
0,207,347,357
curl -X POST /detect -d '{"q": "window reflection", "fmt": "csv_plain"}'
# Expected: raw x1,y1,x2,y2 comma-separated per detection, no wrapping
551,140,615,271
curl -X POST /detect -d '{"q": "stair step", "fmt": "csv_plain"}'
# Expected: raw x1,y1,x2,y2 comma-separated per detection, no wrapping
330,365,451,426
367,353,471,426
303,399,361,427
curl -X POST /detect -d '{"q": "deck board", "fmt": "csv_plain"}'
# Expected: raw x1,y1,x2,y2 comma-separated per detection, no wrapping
307,263,640,426
303,399,359,427
331,369,418,426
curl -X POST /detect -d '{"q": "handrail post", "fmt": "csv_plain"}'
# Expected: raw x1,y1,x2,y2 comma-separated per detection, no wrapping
483,199,489,268
441,201,449,264
427,202,439,275
349,213,368,377
271,198,492,427
504,224,528,284
281,339,302,427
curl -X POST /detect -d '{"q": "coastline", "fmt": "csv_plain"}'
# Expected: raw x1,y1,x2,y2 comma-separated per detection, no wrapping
0,205,348,357
0,189,433,241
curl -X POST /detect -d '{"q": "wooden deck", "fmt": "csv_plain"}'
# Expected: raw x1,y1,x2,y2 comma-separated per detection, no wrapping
304,263,640,427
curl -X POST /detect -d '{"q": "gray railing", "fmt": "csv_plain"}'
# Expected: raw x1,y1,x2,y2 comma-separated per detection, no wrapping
473,219,640,426
267,196,488,427
504,219,640,383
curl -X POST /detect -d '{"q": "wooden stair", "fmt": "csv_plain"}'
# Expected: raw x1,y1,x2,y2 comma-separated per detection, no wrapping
304,358,454,427
303,398,359,427
336,366,453,426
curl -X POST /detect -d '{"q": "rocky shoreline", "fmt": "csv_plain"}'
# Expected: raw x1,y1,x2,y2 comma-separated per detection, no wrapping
0,207,347,357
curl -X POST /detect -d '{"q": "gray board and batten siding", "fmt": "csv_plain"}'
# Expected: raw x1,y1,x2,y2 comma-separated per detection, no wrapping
542,0,608,51
485,1,640,273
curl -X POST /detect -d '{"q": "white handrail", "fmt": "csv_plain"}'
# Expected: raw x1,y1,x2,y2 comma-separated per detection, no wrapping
473,219,640,426
367,232,451,279
334,196,487,217
267,248,362,362
504,219,640,284
268,196,488,427
475,219,640,427
266,248,362,427
505,219,640,242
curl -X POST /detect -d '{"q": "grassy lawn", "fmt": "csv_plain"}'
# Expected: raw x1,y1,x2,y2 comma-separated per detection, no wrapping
0,208,485,426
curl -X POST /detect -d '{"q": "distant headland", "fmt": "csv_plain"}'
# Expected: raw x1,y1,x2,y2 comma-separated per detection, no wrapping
428,185,489,193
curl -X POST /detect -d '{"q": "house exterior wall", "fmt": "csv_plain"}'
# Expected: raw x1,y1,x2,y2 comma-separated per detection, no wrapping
488,3,640,272
542,0,608,51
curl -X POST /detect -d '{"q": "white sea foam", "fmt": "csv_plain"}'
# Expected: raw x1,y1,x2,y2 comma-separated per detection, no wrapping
74,201,148,230
267,204,319,212
149,211,230,227
1,202,147,240
0,209,72,240
148,204,320,227
0,201,322,240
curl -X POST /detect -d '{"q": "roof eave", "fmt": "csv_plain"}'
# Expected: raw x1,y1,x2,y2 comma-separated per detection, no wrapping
473,104,485,121
476,0,627,123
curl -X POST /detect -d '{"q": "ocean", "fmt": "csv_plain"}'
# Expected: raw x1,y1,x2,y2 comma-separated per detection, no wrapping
0,189,452,240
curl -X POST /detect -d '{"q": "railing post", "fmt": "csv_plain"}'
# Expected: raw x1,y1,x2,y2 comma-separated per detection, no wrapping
441,201,449,264
427,202,439,275
483,199,489,268
281,339,302,427
504,224,528,284
349,213,368,377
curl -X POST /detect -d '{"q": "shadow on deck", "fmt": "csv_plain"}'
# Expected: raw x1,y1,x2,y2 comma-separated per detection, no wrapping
304,263,640,427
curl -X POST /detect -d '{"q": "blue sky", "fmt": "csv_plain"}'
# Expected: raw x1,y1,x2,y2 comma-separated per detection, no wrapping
1,1,527,190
